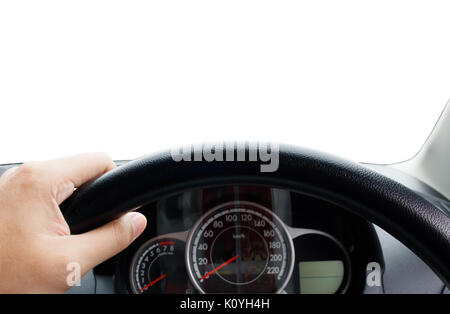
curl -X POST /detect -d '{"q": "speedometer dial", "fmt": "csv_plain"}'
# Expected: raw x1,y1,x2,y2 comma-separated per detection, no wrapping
186,202,294,293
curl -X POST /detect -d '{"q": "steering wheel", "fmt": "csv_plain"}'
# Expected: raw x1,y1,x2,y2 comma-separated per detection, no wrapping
60,144,450,288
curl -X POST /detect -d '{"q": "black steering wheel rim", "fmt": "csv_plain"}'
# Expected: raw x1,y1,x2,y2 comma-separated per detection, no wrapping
61,143,450,287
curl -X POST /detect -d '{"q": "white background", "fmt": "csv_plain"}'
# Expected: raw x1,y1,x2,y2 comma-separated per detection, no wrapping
0,1,449,164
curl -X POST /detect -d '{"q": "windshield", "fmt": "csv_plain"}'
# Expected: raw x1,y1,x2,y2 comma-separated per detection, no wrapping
0,1,449,164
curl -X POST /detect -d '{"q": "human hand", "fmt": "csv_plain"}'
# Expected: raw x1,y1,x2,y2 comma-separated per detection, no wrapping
0,153,147,293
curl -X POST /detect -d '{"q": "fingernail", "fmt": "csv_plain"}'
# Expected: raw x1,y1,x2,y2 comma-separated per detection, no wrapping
128,212,147,240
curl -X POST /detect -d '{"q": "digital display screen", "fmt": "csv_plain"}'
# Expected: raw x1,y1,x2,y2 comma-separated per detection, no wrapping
299,260,344,294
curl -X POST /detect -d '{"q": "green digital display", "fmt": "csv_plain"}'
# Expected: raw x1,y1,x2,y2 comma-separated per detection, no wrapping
299,260,344,294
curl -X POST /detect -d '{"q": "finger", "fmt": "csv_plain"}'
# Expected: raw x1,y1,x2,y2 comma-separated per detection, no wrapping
66,212,147,274
39,153,116,204
0,166,18,181
43,152,116,188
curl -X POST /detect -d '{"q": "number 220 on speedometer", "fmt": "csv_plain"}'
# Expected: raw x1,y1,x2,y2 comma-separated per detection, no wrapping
186,202,294,293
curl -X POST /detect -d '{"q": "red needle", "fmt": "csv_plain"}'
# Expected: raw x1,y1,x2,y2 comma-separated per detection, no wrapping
201,255,238,280
140,274,167,292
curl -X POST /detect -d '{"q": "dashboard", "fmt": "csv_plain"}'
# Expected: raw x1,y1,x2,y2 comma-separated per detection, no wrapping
0,157,448,294
111,185,382,294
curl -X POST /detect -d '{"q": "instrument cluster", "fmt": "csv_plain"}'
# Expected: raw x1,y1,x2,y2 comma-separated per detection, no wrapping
111,185,382,294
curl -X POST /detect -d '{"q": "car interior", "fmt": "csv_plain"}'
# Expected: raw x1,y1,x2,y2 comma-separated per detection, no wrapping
1,105,448,295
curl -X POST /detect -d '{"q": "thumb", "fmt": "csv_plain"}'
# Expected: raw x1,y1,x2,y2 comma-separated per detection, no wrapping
67,212,147,274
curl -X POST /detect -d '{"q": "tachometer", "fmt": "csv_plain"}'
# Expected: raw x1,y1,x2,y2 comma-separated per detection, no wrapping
130,238,191,294
186,201,294,293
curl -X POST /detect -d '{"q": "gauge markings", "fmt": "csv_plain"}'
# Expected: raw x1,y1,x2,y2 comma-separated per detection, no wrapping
158,241,175,246
201,255,239,280
130,238,190,294
140,273,167,292
186,202,295,293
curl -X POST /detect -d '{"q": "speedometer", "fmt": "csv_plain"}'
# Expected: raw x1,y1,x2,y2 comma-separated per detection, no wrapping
186,201,294,293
